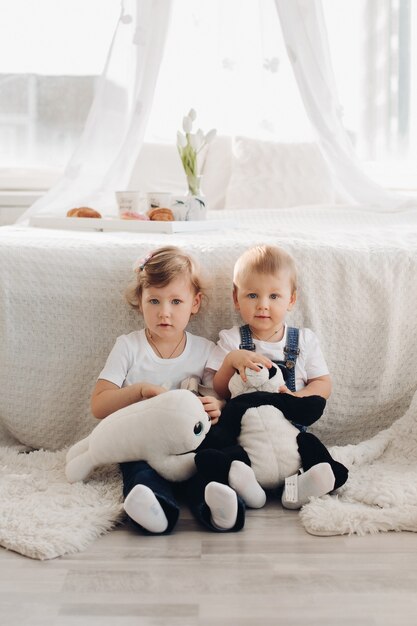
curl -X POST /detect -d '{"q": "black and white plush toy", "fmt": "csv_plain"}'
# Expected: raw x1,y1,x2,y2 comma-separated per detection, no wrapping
195,365,348,509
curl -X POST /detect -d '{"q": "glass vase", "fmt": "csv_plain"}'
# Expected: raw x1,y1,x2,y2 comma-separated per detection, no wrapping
184,191,207,221
171,176,208,221
186,173,202,196
183,175,207,220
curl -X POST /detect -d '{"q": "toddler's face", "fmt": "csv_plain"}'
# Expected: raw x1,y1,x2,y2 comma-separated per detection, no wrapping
233,271,296,339
141,276,201,340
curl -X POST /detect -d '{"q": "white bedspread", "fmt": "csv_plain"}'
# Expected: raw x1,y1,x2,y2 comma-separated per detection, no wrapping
1,205,417,450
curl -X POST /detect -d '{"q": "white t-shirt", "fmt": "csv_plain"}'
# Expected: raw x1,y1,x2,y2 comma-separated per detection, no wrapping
99,329,216,390
206,325,329,391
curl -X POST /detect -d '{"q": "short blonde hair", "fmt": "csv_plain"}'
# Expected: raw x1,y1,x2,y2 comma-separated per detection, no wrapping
126,246,206,311
233,244,297,294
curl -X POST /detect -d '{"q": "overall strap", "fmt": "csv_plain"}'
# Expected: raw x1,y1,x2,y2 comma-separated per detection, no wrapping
283,327,300,392
239,324,256,351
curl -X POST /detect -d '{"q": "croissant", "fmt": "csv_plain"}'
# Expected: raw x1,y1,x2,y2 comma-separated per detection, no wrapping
67,207,102,218
148,208,174,221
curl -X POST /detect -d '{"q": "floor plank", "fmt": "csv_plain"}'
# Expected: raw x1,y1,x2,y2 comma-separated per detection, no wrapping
0,501,416,625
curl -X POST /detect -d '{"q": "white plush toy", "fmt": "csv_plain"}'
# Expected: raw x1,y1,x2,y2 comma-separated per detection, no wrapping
65,389,211,483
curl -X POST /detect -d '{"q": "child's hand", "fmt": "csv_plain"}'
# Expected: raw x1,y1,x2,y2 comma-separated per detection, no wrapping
226,350,273,382
279,385,302,397
279,384,294,396
199,395,224,425
140,383,167,400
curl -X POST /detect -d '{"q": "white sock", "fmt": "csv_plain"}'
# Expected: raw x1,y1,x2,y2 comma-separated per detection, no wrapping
228,460,266,509
281,462,335,510
123,484,168,533
205,482,238,530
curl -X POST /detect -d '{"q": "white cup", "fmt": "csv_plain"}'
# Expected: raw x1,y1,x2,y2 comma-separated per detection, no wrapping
146,192,172,212
115,191,144,215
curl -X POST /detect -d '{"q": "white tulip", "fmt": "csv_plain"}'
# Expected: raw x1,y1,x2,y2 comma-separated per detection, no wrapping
196,129,204,146
205,128,217,144
189,133,200,150
182,116,193,133
177,131,187,148
177,110,217,194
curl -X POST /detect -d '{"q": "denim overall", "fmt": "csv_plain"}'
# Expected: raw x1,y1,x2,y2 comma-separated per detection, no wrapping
239,324,306,431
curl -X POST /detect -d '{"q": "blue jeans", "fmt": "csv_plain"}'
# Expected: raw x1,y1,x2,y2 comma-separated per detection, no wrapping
121,460,180,534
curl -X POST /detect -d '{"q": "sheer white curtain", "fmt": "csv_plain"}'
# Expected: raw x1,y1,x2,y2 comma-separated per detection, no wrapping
143,0,312,143
18,0,172,223
274,0,415,209
18,0,416,223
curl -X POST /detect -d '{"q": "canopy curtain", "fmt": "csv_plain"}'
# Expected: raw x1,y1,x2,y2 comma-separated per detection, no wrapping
18,0,172,224
18,0,415,224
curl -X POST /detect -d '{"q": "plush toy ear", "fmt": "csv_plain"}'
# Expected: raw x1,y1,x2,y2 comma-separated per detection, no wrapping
267,365,286,389
268,365,278,379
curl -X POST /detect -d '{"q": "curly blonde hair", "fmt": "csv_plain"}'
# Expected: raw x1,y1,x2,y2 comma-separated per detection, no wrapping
126,245,207,311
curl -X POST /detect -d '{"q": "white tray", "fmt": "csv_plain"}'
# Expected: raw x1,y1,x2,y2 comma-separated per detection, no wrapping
30,216,234,233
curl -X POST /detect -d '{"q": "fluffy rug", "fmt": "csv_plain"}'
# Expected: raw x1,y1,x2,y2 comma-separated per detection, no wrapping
300,391,417,536
2,392,416,559
0,447,123,560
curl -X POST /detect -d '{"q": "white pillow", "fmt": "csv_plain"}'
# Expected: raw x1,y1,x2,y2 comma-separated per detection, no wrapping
128,142,217,207
200,135,232,210
224,136,336,209
128,143,188,195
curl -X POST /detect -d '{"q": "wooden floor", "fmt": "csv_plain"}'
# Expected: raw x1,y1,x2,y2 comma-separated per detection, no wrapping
0,500,416,626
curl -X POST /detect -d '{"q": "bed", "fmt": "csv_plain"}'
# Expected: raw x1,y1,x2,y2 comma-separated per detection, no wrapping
1,204,417,452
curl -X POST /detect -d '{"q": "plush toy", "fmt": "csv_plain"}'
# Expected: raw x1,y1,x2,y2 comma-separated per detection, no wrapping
65,389,211,484
195,365,348,508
